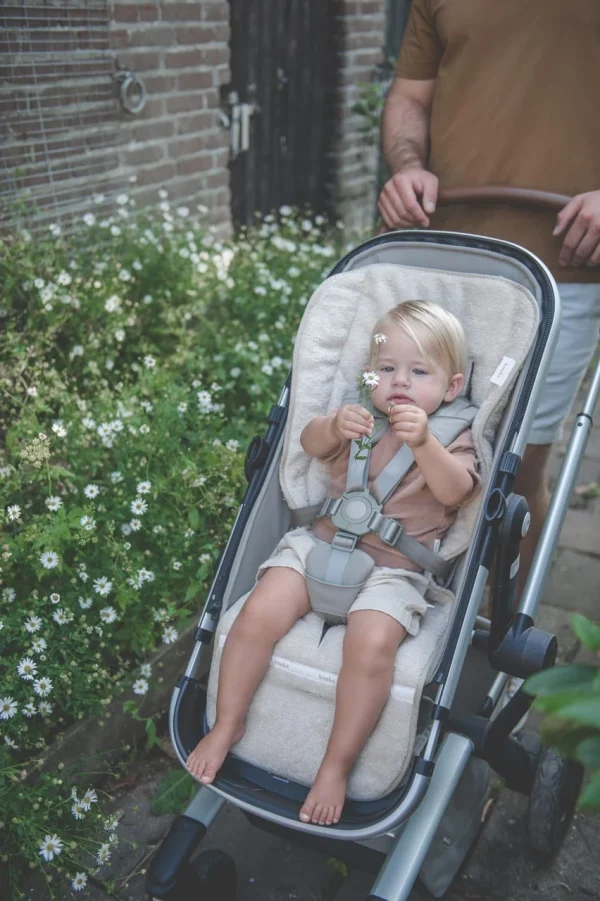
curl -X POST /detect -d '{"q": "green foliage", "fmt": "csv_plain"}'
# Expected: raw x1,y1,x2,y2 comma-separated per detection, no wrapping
525,614,600,809
0,194,339,895
150,767,197,816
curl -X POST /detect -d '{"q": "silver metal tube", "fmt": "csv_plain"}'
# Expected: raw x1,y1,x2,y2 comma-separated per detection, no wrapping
520,355,600,619
368,734,474,901
183,786,225,826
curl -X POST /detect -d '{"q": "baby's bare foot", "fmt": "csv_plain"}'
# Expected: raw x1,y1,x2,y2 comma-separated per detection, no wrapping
299,761,348,826
186,723,244,784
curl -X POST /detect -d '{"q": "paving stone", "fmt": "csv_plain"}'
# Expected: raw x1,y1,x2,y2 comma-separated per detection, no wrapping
542,549,600,617
557,507,600,557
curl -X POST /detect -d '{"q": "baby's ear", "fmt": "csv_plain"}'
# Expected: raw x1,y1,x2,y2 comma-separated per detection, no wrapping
444,372,464,402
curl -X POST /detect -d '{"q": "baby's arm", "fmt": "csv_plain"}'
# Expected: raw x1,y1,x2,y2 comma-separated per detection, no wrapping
300,404,374,459
389,404,475,507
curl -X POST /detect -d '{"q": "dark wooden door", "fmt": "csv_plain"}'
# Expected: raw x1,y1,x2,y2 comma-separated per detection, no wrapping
228,0,338,226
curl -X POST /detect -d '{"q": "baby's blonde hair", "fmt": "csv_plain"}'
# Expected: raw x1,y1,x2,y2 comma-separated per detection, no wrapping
369,300,468,376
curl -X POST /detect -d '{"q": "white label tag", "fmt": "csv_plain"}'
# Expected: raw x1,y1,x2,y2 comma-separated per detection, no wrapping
490,356,516,387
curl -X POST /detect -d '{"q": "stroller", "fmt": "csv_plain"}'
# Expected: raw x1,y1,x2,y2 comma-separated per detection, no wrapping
147,188,598,901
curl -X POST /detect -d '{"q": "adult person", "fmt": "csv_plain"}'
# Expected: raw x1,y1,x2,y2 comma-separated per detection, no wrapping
378,0,600,592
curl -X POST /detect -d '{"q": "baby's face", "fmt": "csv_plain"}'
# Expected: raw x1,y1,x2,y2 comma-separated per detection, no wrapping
370,326,462,416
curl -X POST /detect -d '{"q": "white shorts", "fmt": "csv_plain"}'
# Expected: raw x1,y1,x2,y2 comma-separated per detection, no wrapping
529,283,600,445
257,527,430,636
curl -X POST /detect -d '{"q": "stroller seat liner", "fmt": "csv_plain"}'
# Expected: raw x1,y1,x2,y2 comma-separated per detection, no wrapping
207,262,539,801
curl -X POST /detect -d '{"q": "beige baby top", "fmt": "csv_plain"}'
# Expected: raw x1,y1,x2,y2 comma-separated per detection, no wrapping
312,428,481,571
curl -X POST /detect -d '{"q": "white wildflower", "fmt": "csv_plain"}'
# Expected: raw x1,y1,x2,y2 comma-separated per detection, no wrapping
97,843,111,865
33,677,53,697
373,333,387,345
116,193,129,205
39,701,53,715
72,873,88,891
71,802,86,820
25,614,43,633
52,421,67,437
172,561,182,571
17,657,37,680
27,385,38,397
38,834,63,861
118,268,131,282
45,496,63,511
80,515,96,531
136,480,151,494
52,608,73,625
199,553,211,564
93,577,113,597
81,787,98,810
23,702,37,717
110,471,123,484
57,271,72,286
78,596,93,609
133,678,149,695
84,484,100,499
40,551,59,569
143,355,156,368
0,697,18,719
100,606,117,624
110,225,121,237
140,663,152,677
129,518,142,531
130,497,148,515
49,593,60,604
105,295,122,313
162,626,178,645
225,439,239,452
83,212,96,227
6,505,21,522
362,371,381,388
31,637,47,653
140,424,150,434
177,402,188,413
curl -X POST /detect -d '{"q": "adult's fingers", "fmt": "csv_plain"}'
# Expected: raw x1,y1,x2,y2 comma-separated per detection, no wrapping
420,174,439,215
396,179,430,228
587,238,600,267
379,182,410,228
553,196,583,238
558,218,588,267
569,224,600,267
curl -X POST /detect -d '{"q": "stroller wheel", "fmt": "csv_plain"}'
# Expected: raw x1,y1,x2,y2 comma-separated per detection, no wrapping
526,747,583,862
190,848,237,900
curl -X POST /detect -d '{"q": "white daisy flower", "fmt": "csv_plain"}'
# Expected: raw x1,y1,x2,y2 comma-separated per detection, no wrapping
38,701,53,716
6,505,21,521
72,873,88,891
79,571,89,582
33,677,53,697
17,657,37,680
97,843,111,865
176,205,190,217
132,678,149,695
93,576,113,596
230,367,241,378
93,193,105,204
261,363,273,376
225,439,239,452
81,788,98,810
50,592,60,604
51,421,67,437
373,333,387,345
38,834,63,861
116,193,129,205
52,608,73,625
80,515,96,531
100,606,117,624
45,496,63,511
5,735,18,749
57,271,72,286
31,637,47,653
130,497,148,515
140,663,152,677
199,553,211,564
177,402,188,413
0,697,18,719
110,471,123,484
70,344,85,359
118,268,131,282
25,614,43,633
110,225,121,237
143,355,156,368
23,702,37,717
83,212,96,227
2,587,15,603
140,424,150,434
129,519,142,531
137,567,154,583
40,551,59,569
105,295,121,313
27,385,38,397
158,189,168,199
162,626,178,645
140,401,153,413
78,596,93,609
136,480,151,494
84,484,100,499
172,561,182,571
120,523,132,536
362,371,381,388
71,801,87,820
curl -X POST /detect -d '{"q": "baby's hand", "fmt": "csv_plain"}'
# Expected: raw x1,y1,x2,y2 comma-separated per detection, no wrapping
333,404,374,441
389,404,429,448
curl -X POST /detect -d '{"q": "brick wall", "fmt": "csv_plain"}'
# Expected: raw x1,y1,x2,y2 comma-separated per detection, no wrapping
331,0,386,235
1,0,232,232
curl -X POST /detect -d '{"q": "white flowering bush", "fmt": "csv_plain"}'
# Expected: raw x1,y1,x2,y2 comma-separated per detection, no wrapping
0,195,338,895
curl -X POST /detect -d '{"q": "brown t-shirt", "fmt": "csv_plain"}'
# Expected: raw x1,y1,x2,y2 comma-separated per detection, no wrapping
395,0,600,283
312,428,480,570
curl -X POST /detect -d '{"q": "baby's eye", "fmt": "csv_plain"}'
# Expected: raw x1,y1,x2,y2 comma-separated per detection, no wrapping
412,368,427,376
380,365,394,373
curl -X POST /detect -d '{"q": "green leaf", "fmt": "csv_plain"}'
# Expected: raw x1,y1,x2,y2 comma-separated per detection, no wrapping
525,664,597,696
532,689,595,715
558,697,600,729
576,736,600,769
540,718,596,757
578,770,600,810
188,507,200,530
145,718,158,751
150,768,197,816
571,614,600,652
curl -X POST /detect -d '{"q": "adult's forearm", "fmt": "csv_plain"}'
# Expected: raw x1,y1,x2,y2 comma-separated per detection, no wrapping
381,92,430,175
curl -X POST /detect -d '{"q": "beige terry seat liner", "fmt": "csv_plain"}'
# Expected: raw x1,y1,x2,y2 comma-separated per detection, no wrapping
208,263,539,801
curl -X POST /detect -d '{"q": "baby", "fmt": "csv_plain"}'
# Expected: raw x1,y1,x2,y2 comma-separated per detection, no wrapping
187,300,480,827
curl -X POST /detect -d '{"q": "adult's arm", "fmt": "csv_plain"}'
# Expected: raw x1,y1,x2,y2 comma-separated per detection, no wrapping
554,190,600,267
378,77,439,229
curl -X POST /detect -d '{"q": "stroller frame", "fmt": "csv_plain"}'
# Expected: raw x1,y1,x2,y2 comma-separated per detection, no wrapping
147,228,598,901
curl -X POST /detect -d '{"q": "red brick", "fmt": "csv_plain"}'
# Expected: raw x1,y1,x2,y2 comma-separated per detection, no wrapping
142,73,177,94
134,119,176,141
161,2,206,22
126,144,165,166
177,154,213,176
113,4,161,25
135,162,177,186
177,71,213,92
176,111,215,135
165,94,202,114
127,25,176,47
168,135,211,158
116,49,161,71
165,48,206,69
110,27,130,49
174,24,228,45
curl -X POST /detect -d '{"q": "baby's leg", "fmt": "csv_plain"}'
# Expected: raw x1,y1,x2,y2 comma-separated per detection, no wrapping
187,567,311,783
300,610,407,825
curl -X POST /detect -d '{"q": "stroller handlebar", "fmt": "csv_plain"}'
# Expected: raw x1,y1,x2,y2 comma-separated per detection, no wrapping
437,186,571,212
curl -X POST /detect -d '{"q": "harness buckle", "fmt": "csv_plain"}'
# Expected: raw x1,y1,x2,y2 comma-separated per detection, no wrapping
330,489,382,536
377,518,404,547
331,531,358,552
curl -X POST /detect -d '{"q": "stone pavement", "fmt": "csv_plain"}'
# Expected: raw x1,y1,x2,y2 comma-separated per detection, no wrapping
50,383,599,901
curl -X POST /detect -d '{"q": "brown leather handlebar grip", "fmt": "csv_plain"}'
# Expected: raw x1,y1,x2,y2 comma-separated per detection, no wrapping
437,186,571,212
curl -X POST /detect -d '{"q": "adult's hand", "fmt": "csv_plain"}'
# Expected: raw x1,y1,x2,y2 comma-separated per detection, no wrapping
554,190,600,267
378,167,439,230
